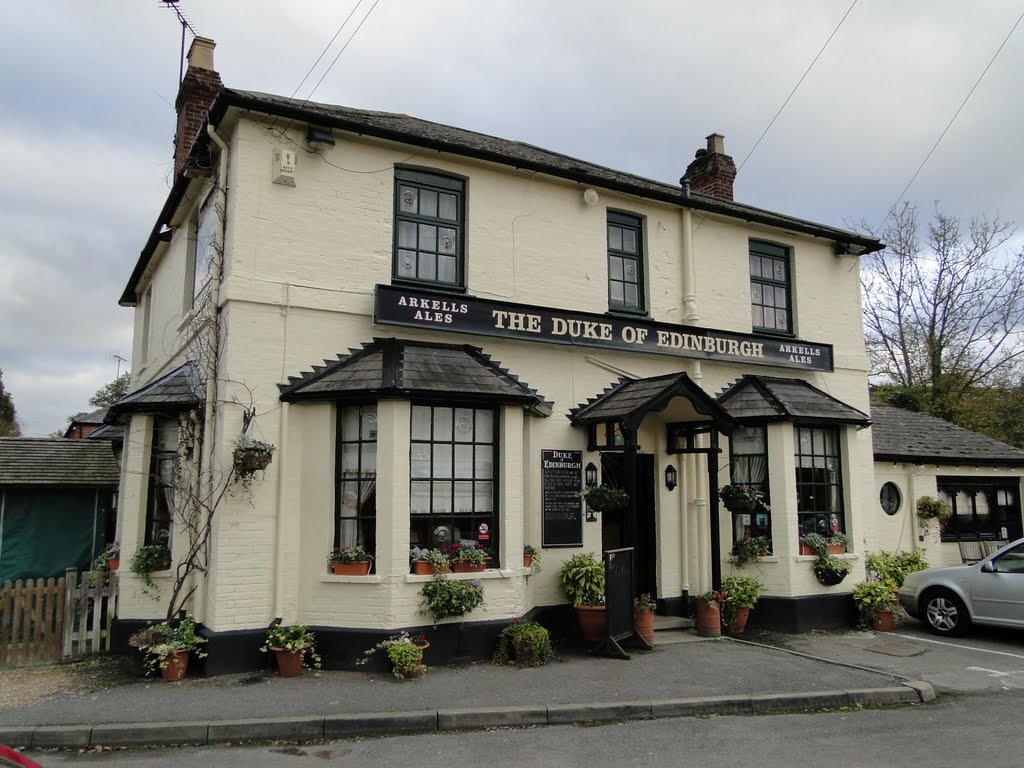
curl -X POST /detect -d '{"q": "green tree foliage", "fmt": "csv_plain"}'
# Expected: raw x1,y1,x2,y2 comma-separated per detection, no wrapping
89,371,131,408
862,203,1024,437
0,369,22,437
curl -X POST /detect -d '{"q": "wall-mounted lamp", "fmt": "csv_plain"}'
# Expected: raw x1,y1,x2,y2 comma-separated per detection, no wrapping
585,462,598,487
664,464,678,491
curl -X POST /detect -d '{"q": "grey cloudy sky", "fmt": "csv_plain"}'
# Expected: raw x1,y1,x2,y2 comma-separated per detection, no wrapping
1,1,1021,436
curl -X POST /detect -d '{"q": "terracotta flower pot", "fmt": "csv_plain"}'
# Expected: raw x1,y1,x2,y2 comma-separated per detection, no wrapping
160,649,190,682
108,557,120,571
633,608,655,645
332,561,371,576
828,544,846,555
729,606,751,635
576,605,607,643
411,560,433,575
272,647,306,677
696,601,721,638
452,561,485,573
871,610,895,632
523,554,534,569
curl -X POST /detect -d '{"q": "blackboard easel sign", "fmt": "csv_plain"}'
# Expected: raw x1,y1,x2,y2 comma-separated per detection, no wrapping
541,450,583,548
593,547,653,659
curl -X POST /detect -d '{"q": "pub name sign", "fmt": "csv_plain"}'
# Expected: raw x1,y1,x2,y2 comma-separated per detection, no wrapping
374,284,832,371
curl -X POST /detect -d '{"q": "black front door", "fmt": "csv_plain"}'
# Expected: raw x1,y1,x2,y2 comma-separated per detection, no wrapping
601,453,656,597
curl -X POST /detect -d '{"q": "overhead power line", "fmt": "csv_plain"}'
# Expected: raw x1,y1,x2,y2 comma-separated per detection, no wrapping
874,6,1024,235
737,0,859,174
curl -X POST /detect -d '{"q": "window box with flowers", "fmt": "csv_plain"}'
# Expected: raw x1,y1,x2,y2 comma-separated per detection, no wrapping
328,545,373,575
451,540,489,573
410,547,450,575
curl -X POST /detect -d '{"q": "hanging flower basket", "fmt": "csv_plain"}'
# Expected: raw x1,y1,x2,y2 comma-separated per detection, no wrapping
719,484,768,514
232,435,275,475
579,484,628,514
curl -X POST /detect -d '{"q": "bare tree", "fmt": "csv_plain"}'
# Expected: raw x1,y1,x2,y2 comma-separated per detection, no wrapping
861,202,1024,421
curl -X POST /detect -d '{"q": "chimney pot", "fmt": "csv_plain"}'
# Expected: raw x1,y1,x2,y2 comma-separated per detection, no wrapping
706,133,726,155
187,36,216,71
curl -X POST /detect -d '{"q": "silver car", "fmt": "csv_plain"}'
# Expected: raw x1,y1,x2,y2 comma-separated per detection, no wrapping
899,537,1024,636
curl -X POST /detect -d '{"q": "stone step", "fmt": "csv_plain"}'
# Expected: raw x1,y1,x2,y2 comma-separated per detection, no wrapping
653,615,694,632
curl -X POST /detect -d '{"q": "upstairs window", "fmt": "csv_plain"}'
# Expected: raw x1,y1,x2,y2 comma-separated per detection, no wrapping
750,240,791,334
607,212,644,313
394,169,464,289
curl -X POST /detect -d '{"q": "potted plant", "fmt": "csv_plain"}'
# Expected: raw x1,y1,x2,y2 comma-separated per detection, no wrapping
579,484,628,514
130,544,171,595
719,484,768,513
358,631,430,679
558,552,606,642
328,545,373,575
260,623,320,677
232,433,275,475
523,544,542,572
852,580,899,631
451,541,488,573
96,541,120,572
410,547,450,575
492,618,552,667
633,592,657,645
128,615,207,682
696,590,726,638
865,549,929,590
730,536,771,568
800,532,847,557
419,576,485,625
720,575,762,635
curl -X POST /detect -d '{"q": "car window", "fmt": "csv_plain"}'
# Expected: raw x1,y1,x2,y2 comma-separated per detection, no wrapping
991,542,1024,573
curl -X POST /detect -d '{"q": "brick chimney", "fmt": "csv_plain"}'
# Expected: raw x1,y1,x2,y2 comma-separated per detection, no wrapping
174,37,223,177
682,133,737,201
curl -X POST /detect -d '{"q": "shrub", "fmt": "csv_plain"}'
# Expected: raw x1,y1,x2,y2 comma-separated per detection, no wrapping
558,553,605,607
493,619,552,667
419,576,485,624
865,549,929,589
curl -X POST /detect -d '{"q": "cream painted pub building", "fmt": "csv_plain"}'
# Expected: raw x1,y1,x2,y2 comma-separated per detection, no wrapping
110,39,885,671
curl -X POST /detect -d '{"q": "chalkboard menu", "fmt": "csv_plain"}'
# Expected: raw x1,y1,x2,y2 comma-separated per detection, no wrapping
604,548,635,640
541,449,583,547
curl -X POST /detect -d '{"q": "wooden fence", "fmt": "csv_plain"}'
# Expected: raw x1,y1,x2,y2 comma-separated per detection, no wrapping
0,568,118,668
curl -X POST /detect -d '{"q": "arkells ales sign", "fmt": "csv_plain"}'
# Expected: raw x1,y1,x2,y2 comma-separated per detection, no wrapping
373,284,833,371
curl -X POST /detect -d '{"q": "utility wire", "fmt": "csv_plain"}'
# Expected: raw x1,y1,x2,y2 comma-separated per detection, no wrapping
289,0,366,99
873,6,1024,235
304,0,382,102
737,0,859,174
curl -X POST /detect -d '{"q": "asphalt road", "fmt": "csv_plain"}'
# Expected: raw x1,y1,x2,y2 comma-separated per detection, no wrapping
23,689,1024,768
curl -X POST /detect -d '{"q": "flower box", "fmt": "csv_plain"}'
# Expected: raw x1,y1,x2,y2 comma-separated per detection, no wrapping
332,561,371,576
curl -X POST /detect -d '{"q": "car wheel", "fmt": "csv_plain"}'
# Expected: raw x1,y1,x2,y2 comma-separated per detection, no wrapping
921,589,970,637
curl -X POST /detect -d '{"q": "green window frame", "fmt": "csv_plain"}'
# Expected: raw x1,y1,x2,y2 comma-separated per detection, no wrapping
750,240,791,334
729,425,772,549
795,425,845,538
145,416,179,549
336,405,378,561
410,404,498,565
607,212,644,313
393,168,464,289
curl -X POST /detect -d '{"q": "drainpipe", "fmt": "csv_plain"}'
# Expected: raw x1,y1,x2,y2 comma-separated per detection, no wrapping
273,401,289,619
193,123,229,622
681,207,698,323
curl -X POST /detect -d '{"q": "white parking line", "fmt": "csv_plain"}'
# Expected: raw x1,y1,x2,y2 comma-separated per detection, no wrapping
891,633,1024,660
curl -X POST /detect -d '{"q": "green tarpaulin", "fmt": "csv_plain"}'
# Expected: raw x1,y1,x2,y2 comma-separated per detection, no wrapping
0,488,111,583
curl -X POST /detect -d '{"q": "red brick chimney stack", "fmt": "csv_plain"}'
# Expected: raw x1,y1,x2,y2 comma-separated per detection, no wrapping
174,37,223,177
683,133,737,201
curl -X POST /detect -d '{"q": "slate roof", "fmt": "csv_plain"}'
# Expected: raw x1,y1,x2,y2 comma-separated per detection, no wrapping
871,404,1024,467
70,407,108,426
569,372,736,431
716,376,871,426
279,338,552,416
121,88,882,305
0,438,120,487
107,362,204,420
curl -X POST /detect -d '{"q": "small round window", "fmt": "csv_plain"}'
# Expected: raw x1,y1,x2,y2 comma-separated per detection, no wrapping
879,482,901,516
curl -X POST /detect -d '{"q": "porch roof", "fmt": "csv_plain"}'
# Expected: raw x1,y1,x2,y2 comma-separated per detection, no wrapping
107,361,205,421
569,372,737,432
278,338,552,416
716,375,871,426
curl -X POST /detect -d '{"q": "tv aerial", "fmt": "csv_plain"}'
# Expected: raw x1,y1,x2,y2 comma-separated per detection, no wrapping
158,1,201,83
